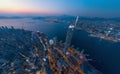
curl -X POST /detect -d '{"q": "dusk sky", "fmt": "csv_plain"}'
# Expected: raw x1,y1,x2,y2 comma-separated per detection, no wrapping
0,0,120,17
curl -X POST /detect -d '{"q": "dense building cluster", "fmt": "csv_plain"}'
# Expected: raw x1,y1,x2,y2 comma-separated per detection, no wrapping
0,26,45,74
76,20,120,42
0,26,100,74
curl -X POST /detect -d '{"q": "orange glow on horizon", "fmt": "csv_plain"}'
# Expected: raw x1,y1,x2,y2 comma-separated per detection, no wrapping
0,5,55,15
0,0,60,15
0,7,59,15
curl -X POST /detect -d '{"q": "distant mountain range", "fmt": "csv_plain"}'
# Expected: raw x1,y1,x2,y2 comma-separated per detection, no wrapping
0,16,24,19
0,15,120,22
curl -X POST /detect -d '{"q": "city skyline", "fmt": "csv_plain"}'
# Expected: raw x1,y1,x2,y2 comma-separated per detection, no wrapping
0,0,120,17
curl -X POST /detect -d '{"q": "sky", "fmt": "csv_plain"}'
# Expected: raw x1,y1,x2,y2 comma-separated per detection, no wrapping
0,0,120,17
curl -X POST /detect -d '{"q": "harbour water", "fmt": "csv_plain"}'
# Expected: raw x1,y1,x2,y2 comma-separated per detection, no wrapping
0,18,120,74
